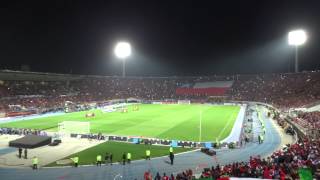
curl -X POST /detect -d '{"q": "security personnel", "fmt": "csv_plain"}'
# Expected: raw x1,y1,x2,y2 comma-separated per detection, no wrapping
216,141,220,148
71,156,79,167
104,153,109,165
127,152,131,164
146,149,151,160
32,156,38,170
96,154,102,166
109,153,113,165
169,152,174,165
24,148,28,159
122,153,126,165
260,135,264,143
18,148,22,159
169,146,173,153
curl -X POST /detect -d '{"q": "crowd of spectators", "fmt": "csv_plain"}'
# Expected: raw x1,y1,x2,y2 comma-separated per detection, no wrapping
150,138,319,180
290,111,320,138
0,127,47,136
294,111,320,129
230,71,320,108
1,71,319,113
1,71,320,179
1,71,319,137
144,169,193,180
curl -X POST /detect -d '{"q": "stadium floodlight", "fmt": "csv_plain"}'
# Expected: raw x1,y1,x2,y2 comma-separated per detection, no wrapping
114,41,132,77
288,29,307,73
288,30,307,46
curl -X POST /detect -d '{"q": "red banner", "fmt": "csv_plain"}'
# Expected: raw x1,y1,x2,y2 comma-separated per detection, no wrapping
176,87,228,96
5,111,35,117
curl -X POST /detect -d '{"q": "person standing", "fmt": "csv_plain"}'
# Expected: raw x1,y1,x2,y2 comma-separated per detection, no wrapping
71,156,79,167
146,149,151,160
170,174,175,180
154,172,161,180
24,149,28,159
122,153,126,165
105,153,109,165
162,173,169,180
144,170,152,180
32,156,38,170
109,153,113,165
18,148,22,159
169,146,173,154
96,154,102,166
169,152,174,165
127,152,131,164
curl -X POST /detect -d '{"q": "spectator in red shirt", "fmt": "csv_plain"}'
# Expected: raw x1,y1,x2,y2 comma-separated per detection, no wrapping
162,173,169,180
263,167,272,179
144,170,152,180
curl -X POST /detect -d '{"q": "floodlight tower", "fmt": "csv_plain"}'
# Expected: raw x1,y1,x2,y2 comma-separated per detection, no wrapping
114,41,132,77
288,29,307,73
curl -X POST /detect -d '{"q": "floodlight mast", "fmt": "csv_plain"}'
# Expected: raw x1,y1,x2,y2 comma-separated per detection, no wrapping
114,42,132,77
122,57,126,78
295,46,298,73
288,30,307,73
199,110,202,142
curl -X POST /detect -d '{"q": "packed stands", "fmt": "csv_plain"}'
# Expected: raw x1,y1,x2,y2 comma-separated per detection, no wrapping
1,70,320,179
176,81,233,96
1,70,320,137
1,71,320,111
145,137,320,180
230,72,320,108
1,71,320,112
295,111,320,129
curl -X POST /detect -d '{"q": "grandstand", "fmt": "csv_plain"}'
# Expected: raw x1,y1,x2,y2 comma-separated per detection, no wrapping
0,70,319,179
4,0,320,178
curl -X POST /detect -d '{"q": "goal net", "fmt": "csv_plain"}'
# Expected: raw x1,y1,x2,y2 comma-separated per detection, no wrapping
58,121,90,134
178,100,191,104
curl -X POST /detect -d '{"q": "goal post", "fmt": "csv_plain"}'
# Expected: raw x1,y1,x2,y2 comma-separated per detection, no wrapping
177,100,191,104
58,121,90,134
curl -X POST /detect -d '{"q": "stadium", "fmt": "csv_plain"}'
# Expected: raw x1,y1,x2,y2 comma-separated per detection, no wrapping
1,1,320,180
1,69,319,179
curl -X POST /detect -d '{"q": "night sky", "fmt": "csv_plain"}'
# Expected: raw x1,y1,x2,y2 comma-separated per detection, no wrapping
1,0,320,76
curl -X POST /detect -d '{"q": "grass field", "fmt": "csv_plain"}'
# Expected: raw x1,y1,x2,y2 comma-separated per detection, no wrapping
0,104,240,142
47,141,193,166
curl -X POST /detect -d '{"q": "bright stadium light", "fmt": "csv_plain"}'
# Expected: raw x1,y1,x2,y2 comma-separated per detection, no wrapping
288,29,307,73
288,30,307,46
114,42,131,59
114,41,132,77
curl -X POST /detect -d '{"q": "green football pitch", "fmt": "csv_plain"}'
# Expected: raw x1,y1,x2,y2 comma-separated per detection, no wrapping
47,141,194,166
0,104,240,142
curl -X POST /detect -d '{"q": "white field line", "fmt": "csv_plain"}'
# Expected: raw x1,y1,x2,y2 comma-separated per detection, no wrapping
217,108,239,140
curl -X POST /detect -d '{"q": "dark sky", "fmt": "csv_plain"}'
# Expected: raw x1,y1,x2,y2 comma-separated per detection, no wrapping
1,0,320,76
